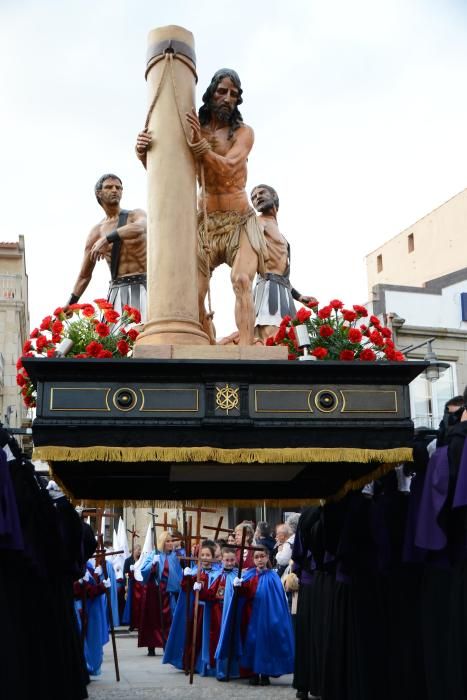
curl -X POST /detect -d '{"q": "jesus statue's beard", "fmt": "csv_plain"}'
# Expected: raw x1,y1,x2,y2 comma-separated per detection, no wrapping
210,103,233,123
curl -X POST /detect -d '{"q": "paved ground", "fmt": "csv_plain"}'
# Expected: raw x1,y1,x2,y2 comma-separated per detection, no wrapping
87,631,296,699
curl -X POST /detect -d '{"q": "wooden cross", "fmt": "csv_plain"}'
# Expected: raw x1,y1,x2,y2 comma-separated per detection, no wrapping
126,524,139,554
93,508,121,682
202,516,233,540
147,510,178,533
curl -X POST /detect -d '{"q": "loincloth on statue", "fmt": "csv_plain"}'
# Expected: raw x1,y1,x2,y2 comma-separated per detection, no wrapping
107,273,147,321
197,209,268,277
254,272,297,327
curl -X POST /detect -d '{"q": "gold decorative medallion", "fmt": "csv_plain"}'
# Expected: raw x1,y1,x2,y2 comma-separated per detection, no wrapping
215,383,240,415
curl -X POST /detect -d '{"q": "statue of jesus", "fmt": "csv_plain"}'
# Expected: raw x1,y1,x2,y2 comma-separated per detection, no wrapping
136,69,267,345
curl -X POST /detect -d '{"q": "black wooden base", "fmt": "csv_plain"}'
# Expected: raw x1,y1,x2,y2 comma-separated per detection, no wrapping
24,357,426,501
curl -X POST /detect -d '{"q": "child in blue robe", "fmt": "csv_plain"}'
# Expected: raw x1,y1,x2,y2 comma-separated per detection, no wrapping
216,545,295,686
163,541,221,676
73,562,111,676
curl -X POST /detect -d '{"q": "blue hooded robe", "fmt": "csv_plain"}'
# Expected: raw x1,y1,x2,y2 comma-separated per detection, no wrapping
216,567,295,677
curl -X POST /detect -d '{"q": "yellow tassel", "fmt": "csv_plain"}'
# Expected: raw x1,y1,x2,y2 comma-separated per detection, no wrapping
34,445,413,465
75,497,324,508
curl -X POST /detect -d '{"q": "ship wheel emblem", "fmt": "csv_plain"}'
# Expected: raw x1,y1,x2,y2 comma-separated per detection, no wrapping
215,383,240,415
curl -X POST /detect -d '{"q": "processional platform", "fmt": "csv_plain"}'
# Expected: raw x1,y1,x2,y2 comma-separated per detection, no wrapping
25,357,426,504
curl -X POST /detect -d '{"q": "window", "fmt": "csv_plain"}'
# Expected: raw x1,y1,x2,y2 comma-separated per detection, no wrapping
408,233,414,253
377,254,383,273
409,361,457,429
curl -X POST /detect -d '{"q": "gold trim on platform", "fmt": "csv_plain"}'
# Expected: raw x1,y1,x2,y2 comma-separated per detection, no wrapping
50,387,111,412
34,445,413,464
139,388,200,412
340,389,398,414
254,389,314,413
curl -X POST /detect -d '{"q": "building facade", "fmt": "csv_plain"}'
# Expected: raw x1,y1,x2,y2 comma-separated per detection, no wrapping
0,236,30,429
371,269,467,428
366,187,467,297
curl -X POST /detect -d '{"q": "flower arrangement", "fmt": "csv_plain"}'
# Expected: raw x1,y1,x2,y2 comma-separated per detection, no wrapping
16,299,141,408
265,299,405,362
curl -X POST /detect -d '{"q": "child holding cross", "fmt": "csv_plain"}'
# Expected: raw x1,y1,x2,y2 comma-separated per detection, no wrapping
163,540,221,676
216,545,295,686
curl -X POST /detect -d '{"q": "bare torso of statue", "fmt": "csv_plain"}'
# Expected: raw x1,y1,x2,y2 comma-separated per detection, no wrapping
199,123,251,215
66,175,147,311
86,211,147,277
258,215,289,275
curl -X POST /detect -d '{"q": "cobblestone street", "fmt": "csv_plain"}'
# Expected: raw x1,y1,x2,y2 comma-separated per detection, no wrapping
87,633,295,699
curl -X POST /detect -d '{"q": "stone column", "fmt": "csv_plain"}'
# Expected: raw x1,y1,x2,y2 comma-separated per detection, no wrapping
135,26,209,351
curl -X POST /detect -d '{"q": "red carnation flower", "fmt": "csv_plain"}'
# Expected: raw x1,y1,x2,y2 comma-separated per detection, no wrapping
312,347,328,359
52,334,61,344
95,322,110,338
288,353,298,360
353,304,368,317
359,324,368,332
40,316,52,331
85,341,103,357
51,320,63,334
265,337,275,346
24,395,35,408
339,350,355,361
47,349,56,357
275,326,286,342
36,335,48,352
104,309,120,324
117,339,129,356
81,304,95,318
369,330,384,347
94,298,113,310
381,326,392,338
97,349,113,358
342,309,357,322
384,339,395,350
319,324,334,338
348,328,363,344
123,305,141,324
16,373,26,387
369,315,381,327
74,353,89,359
329,299,344,310
360,348,377,361
280,315,292,327
318,305,332,320
16,358,23,370
393,351,405,361
127,328,139,342
68,303,84,311
307,299,319,308
30,328,39,339
296,307,311,323
53,306,65,317
287,326,296,341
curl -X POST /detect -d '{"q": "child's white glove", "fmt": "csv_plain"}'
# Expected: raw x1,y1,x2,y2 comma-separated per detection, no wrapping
129,564,135,571
193,581,203,591
184,567,192,576
94,565,103,577
233,577,243,587
103,578,112,589
84,570,92,582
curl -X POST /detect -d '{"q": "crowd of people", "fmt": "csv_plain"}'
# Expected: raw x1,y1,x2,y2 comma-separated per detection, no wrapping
3,386,467,699
114,516,300,686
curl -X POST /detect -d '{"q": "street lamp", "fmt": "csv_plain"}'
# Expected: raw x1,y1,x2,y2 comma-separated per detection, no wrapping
401,337,450,383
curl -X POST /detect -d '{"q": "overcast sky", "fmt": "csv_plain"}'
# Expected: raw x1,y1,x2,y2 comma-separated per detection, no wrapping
1,0,467,336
